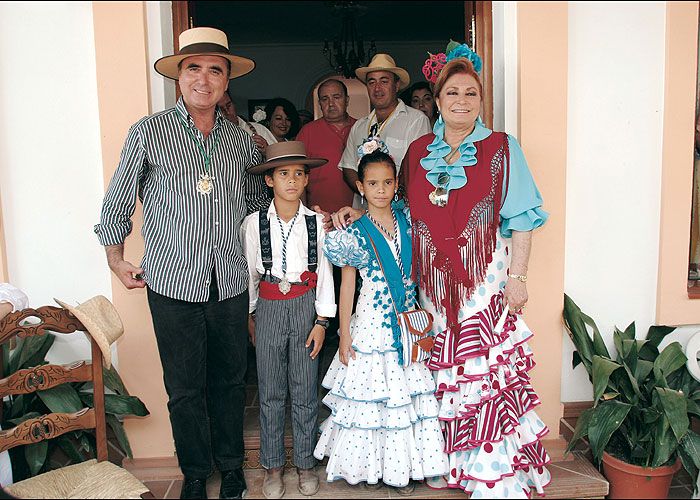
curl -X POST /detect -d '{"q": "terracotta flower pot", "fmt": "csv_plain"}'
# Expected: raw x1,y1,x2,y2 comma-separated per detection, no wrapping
602,451,681,499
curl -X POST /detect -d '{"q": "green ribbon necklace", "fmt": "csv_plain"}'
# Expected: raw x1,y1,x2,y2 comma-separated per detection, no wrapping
176,113,222,195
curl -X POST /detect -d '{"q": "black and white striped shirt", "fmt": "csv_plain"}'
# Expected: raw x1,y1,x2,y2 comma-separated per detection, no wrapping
94,97,270,302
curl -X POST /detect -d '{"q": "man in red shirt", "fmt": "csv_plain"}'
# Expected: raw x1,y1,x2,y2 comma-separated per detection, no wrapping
296,79,356,380
296,79,356,214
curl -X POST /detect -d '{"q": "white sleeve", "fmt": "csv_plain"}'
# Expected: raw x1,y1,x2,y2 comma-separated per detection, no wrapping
338,122,362,172
0,283,28,312
407,112,432,144
314,216,337,318
240,215,262,313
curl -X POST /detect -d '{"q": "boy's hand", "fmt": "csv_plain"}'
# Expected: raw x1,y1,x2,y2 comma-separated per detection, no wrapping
305,325,326,359
338,332,356,366
248,314,256,346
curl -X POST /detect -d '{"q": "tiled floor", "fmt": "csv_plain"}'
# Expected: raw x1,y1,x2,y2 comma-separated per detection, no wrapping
141,453,612,499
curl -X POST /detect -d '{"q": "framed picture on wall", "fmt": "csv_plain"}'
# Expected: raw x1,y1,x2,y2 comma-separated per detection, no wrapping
247,99,269,123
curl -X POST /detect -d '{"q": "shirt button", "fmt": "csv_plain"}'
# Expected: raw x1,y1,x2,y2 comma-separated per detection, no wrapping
214,199,219,203
215,221,219,225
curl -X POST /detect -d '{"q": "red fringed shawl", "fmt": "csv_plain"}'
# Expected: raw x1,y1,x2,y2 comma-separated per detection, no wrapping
403,131,509,329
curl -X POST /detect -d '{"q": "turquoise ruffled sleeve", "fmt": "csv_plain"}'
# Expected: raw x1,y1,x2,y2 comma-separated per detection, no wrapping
322,227,370,269
499,135,549,237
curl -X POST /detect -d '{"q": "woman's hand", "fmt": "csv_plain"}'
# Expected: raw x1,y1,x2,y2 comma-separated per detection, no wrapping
338,331,356,366
331,207,364,230
505,278,528,313
306,325,326,359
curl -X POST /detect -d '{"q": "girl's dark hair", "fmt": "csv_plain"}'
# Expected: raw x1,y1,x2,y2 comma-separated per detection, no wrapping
264,97,301,139
357,151,396,181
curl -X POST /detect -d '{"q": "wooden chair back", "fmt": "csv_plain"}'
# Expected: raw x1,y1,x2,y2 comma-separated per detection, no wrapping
0,305,107,461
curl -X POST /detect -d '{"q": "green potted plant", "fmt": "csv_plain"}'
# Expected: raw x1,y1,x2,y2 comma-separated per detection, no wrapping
1,332,149,480
563,294,700,499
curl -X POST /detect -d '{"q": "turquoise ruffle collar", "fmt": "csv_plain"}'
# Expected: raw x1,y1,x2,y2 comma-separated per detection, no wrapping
420,117,492,191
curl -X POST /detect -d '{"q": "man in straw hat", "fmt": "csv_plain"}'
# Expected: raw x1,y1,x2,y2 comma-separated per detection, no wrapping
94,27,270,499
339,53,431,208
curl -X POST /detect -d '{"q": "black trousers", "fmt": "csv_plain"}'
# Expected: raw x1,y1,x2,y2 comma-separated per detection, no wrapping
147,276,248,479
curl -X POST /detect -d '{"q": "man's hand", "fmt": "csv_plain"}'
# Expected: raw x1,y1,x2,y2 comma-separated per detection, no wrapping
305,325,325,359
252,134,268,154
110,259,146,290
248,314,256,346
105,244,145,290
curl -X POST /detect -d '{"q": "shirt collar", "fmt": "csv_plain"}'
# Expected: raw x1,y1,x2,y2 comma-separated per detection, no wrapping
266,200,314,220
175,96,225,130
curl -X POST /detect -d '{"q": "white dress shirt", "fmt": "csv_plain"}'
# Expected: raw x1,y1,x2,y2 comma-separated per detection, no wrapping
339,100,431,207
241,201,336,318
237,117,278,146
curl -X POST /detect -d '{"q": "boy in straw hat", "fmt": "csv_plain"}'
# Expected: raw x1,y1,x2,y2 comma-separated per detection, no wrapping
339,53,431,208
94,26,270,499
241,141,336,499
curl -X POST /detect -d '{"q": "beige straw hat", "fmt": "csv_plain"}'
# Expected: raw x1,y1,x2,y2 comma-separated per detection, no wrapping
54,296,124,368
247,141,327,175
154,27,255,80
355,53,410,90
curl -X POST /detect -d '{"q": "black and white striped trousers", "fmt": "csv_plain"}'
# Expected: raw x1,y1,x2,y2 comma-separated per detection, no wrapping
256,288,318,469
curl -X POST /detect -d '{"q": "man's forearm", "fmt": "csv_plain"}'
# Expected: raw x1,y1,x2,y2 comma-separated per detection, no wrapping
105,244,125,268
342,168,360,194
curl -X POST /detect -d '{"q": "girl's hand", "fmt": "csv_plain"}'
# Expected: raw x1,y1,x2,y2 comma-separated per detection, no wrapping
505,278,528,313
338,332,356,366
306,325,326,359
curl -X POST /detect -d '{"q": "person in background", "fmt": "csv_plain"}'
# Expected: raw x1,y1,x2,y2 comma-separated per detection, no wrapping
94,27,270,500
264,97,300,142
218,90,277,156
297,109,314,129
402,81,438,128
339,53,431,208
296,78,357,381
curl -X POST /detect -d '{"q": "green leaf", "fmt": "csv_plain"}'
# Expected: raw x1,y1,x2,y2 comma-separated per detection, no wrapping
80,393,149,417
563,295,595,374
680,430,700,470
654,342,687,378
22,335,54,370
655,387,689,442
24,441,48,476
688,399,700,418
652,416,677,467
613,327,624,362
592,356,622,403
6,411,41,426
37,384,83,413
17,334,54,370
107,414,133,458
646,325,676,348
581,311,610,359
638,342,659,362
446,39,460,53
572,351,583,370
622,322,636,341
56,434,86,463
1,343,9,378
566,407,594,454
103,366,130,396
587,400,632,463
634,359,654,383
8,337,25,374
678,445,699,494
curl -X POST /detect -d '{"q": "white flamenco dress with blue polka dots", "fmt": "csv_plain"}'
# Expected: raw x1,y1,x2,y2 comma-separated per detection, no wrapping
313,225,449,487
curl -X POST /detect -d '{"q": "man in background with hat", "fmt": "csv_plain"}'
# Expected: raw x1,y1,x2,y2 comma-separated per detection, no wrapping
94,27,269,499
339,53,431,208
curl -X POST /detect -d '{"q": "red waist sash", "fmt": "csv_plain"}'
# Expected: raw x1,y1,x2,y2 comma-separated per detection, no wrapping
258,271,317,301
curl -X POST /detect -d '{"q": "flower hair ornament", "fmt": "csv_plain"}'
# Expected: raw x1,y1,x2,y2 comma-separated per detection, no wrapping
357,136,390,164
422,40,483,84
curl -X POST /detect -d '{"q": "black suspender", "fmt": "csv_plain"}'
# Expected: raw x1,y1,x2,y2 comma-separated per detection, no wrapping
258,211,318,278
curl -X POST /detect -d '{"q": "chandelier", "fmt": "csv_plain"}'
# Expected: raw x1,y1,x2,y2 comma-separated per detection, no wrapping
322,1,377,79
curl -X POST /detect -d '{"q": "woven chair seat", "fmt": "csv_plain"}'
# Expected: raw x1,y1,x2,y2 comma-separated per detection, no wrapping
5,459,148,499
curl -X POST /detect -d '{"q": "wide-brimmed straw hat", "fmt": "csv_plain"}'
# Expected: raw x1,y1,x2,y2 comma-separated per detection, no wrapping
247,141,327,175
155,27,255,80
54,296,124,368
355,53,410,90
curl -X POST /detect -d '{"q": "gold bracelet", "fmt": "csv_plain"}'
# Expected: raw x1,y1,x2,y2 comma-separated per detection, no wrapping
508,273,528,283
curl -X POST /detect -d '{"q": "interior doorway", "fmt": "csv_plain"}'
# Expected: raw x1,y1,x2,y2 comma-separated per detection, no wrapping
171,1,493,127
